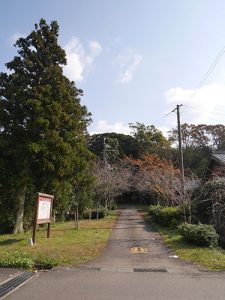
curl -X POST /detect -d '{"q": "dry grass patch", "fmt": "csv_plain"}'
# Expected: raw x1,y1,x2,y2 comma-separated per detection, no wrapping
0,217,116,269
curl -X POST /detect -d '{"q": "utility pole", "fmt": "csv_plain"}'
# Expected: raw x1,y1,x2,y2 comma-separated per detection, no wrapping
176,104,185,183
102,137,108,212
103,137,107,167
168,104,185,187
97,137,108,219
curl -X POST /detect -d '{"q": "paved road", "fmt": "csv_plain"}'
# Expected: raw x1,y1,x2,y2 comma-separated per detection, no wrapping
6,207,225,300
85,206,200,273
0,268,22,284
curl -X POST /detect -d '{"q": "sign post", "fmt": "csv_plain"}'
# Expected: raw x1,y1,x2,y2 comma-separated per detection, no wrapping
32,193,54,244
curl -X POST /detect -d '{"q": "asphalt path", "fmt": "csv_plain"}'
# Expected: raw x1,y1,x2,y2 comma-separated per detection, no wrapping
85,206,200,273
6,206,225,300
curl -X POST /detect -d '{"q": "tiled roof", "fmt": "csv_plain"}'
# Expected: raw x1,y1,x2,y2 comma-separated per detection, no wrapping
212,152,225,165
203,151,225,181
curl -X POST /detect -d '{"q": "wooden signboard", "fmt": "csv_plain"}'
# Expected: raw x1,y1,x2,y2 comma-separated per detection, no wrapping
32,193,54,244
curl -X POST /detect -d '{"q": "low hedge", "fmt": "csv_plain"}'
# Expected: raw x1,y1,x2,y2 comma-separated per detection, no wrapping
149,205,183,227
0,254,58,269
178,223,219,247
83,208,109,219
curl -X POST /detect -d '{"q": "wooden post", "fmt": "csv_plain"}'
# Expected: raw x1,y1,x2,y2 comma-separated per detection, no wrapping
32,194,39,244
32,193,54,244
32,221,37,245
47,223,51,238
76,206,79,229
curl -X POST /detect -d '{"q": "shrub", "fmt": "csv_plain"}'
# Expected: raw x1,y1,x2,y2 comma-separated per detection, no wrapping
0,250,60,270
110,204,117,210
0,256,59,270
191,180,225,245
148,205,161,219
178,223,219,247
91,209,107,219
192,180,225,225
149,205,183,227
83,208,109,219
0,254,34,269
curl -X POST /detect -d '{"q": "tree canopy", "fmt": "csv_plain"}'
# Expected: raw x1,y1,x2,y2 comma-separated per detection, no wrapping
168,123,225,176
129,122,171,158
89,132,140,162
0,19,93,233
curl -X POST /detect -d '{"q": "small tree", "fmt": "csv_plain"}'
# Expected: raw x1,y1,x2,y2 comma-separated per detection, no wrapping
193,180,225,231
127,154,199,222
93,160,131,210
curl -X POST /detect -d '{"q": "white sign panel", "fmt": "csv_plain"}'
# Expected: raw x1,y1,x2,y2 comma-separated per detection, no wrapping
37,198,51,220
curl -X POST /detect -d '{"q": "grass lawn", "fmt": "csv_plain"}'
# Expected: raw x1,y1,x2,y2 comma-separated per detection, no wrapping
151,219,225,270
0,217,116,269
137,206,225,271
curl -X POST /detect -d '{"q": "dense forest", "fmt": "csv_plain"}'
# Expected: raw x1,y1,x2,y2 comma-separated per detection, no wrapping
90,122,225,177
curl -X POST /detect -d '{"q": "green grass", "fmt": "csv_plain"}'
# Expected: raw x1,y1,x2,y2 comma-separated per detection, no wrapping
151,220,225,270
0,217,116,269
139,208,225,271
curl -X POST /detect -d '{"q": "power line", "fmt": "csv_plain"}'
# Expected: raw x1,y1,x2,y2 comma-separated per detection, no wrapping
197,45,225,89
166,105,225,125
181,44,225,103
166,45,225,123
182,106,225,123
183,105,225,118
186,116,225,124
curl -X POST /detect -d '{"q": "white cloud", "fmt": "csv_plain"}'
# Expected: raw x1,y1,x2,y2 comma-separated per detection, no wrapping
89,41,102,57
91,120,131,135
165,83,225,125
158,126,171,138
10,33,25,44
117,48,142,84
64,37,102,81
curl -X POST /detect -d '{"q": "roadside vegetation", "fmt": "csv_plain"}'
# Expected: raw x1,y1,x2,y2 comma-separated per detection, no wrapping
0,217,116,269
140,206,225,270
152,221,225,271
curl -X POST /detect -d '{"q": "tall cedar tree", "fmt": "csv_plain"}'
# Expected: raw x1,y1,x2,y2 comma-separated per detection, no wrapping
0,19,93,233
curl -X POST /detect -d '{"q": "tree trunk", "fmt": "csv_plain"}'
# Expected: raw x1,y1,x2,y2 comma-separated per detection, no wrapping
13,187,26,234
74,207,79,229
96,201,99,220
76,206,79,229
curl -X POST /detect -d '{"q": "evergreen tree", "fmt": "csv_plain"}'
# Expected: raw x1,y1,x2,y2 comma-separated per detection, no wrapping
90,133,140,160
129,122,171,158
0,19,93,233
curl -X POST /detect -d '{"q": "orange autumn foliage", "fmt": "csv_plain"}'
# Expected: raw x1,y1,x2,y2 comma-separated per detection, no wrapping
126,154,182,205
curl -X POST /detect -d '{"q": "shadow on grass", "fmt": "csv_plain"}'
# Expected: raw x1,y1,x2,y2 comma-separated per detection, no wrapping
143,214,202,251
51,228,112,234
165,235,202,251
0,238,24,246
152,222,210,252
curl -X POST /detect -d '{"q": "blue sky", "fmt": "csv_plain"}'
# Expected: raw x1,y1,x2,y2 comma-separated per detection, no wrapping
1,1,225,135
